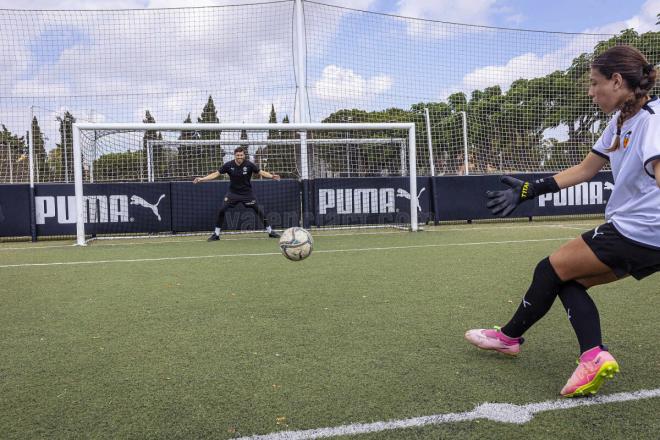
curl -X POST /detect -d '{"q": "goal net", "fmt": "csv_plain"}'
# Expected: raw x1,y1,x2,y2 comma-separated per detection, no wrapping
71,122,418,244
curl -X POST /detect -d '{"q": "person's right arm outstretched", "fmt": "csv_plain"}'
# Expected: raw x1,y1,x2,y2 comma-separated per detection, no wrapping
193,170,221,184
486,152,608,217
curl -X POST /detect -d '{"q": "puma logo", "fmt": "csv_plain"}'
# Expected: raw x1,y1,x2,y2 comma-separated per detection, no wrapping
396,187,426,212
592,226,605,240
130,194,166,221
522,298,531,308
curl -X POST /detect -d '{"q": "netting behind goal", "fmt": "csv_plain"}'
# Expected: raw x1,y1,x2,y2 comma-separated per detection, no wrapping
71,123,417,243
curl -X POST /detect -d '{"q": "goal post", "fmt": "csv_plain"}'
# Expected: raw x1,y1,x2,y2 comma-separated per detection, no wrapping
72,122,418,245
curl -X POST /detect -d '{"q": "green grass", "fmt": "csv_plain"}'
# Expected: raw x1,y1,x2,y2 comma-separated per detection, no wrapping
1,220,659,439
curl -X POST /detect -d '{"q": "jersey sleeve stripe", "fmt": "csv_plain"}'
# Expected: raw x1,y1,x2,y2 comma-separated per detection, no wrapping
591,148,609,160
643,154,660,178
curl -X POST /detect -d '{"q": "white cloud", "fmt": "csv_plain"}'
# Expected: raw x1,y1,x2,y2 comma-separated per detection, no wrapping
0,0,258,9
313,65,392,101
304,0,376,9
0,0,145,8
396,0,496,25
583,0,660,34
0,0,378,10
461,52,560,92
504,13,525,26
12,77,72,98
395,0,497,38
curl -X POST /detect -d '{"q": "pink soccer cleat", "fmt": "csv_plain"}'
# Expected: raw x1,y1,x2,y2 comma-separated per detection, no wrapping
464,327,523,356
560,346,620,397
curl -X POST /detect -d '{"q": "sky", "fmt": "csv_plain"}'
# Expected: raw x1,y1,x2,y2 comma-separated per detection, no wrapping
0,0,654,33
0,0,658,150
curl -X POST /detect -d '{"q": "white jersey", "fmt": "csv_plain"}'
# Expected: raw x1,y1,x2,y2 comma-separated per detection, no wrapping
591,96,660,249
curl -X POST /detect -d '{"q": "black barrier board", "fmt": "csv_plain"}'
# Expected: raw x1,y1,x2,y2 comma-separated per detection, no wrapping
0,185,31,237
3,173,616,238
434,172,613,221
313,177,432,226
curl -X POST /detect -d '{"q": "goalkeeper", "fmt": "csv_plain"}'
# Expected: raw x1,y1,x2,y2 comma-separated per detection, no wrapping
465,45,660,397
194,147,281,240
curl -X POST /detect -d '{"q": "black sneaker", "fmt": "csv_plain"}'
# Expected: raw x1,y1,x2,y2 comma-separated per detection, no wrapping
207,233,220,241
268,230,280,238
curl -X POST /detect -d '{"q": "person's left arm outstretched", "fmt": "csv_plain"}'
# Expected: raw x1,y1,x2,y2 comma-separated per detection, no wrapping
258,170,280,181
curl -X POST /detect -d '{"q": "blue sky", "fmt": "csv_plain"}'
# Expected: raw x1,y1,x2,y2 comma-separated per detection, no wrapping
487,0,652,32
366,0,652,33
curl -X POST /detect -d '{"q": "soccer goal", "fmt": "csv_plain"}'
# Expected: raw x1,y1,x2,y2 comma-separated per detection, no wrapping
71,122,419,245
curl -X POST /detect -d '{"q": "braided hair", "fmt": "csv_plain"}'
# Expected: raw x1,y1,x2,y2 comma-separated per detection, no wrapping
591,45,657,151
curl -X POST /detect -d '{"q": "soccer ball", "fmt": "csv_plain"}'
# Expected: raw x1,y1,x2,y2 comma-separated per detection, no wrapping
279,227,313,261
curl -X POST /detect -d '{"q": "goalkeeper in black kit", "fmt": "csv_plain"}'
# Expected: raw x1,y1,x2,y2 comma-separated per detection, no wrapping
194,146,281,241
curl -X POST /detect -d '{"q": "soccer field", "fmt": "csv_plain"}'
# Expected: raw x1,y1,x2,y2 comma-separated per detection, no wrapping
1,220,659,439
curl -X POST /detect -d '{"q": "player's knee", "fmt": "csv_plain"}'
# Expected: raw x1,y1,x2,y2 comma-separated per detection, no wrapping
548,253,571,282
534,256,563,284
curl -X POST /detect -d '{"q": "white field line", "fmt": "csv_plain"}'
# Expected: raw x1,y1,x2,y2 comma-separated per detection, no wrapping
0,237,574,269
547,225,596,231
0,223,599,252
236,388,660,440
0,231,405,251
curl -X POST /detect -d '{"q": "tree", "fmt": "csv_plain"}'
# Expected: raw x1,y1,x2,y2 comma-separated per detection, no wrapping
254,108,271,171
197,95,223,174
0,125,28,183
263,104,281,174
142,110,163,181
53,111,76,182
93,151,143,182
261,104,297,178
411,101,462,174
176,113,201,179
31,116,50,182
318,107,415,177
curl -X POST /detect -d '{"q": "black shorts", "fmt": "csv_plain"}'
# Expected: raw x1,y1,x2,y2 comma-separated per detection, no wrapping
582,222,660,280
223,192,258,207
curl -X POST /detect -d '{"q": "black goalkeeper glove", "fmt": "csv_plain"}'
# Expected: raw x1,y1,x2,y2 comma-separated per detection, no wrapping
486,176,559,217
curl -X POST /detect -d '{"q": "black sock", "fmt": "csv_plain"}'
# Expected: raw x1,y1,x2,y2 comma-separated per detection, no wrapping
558,281,602,354
501,257,563,338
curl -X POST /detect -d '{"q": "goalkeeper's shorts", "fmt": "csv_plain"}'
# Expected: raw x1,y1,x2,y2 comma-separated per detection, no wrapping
223,192,258,207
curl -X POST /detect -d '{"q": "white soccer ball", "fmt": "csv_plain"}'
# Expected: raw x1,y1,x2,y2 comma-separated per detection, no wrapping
279,227,313,261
